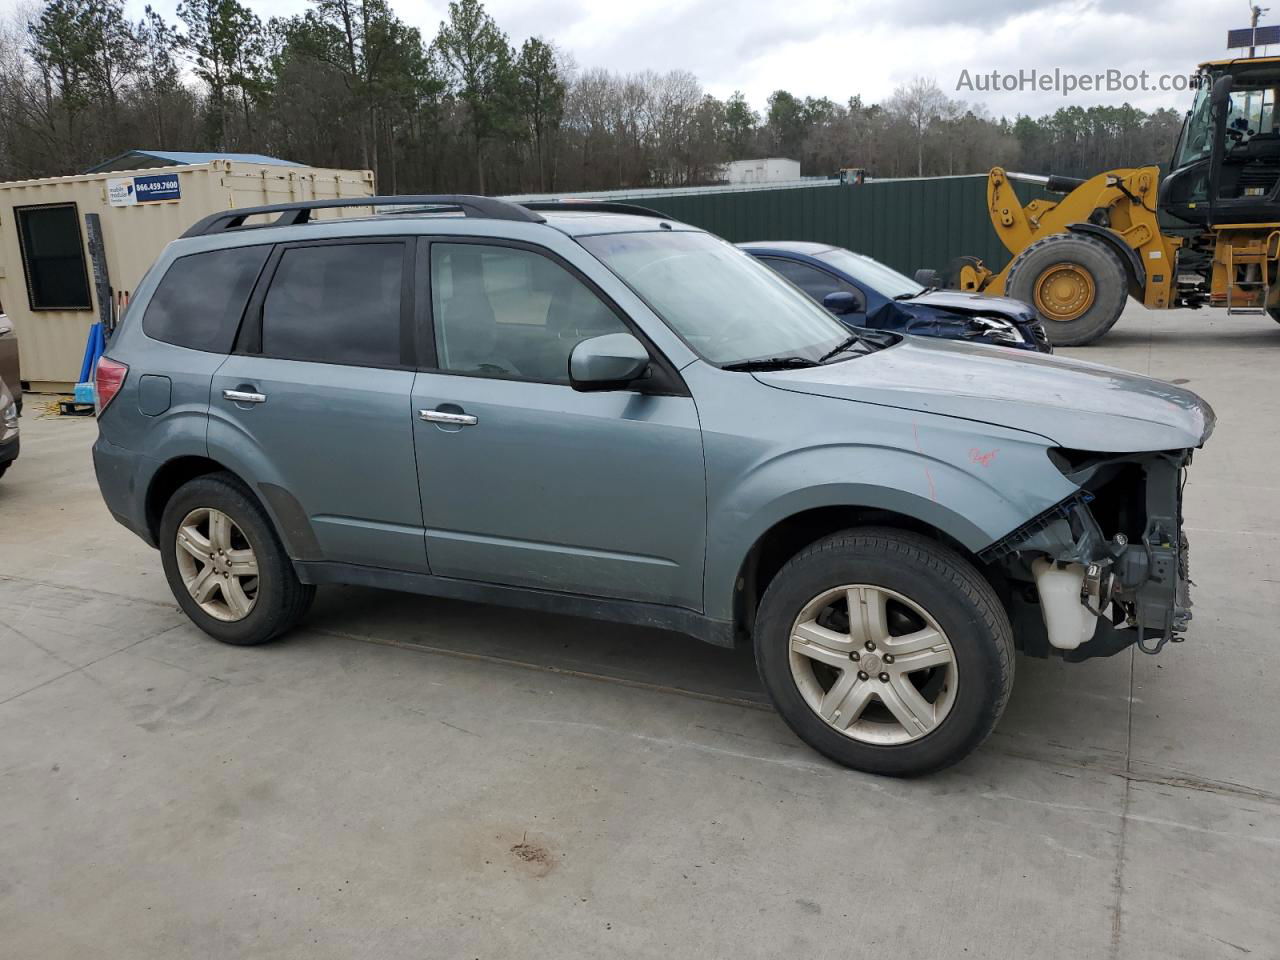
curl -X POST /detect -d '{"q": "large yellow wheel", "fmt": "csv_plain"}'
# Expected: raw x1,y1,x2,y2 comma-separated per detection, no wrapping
1033,263,1095,322
1005,233,1128,346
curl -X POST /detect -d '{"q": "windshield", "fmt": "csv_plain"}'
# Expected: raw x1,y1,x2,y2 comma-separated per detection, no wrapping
1175,73,1279,169
580,231,852,365
814,247,924,299
1175,77,1213,168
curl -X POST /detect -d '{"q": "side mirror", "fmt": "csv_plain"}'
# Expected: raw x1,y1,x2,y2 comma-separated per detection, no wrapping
1210,74,1233,110
1208,75,1235,220
822,290,864,315
569,333,651,392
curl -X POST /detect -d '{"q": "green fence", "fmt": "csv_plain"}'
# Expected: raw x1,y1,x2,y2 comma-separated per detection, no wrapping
624,176,1048,279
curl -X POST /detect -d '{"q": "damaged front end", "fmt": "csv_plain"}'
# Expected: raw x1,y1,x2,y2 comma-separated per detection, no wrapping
871,301,1051,353
982,448,1195,661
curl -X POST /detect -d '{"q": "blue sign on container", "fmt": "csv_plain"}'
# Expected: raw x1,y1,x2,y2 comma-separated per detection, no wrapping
132,173,181,202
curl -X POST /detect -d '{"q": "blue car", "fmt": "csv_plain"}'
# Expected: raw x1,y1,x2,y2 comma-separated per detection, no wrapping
741,241,1051,353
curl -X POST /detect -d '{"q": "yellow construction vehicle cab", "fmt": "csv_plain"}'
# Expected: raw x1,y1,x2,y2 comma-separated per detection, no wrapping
933,55,1280,345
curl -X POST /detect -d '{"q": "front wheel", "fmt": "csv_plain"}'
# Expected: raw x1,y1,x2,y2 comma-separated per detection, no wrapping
754,529,1013,777
1005,233,1128,346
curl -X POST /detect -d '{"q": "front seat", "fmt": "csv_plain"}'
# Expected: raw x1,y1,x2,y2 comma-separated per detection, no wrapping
524,277,619,380
437,250,512,375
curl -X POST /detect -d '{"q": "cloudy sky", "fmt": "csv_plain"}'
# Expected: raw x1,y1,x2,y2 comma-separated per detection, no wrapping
1,0,1255,116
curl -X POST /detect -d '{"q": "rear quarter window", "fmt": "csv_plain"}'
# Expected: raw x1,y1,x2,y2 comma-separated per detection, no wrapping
142,246,270,352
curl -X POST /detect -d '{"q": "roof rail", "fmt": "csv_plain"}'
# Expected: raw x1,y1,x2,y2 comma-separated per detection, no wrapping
180,194,545,238
518,200,670,219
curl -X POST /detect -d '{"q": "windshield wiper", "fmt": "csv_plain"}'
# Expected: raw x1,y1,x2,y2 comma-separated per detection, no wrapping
816,334,864,362
721,356,820,372
894,288,932,300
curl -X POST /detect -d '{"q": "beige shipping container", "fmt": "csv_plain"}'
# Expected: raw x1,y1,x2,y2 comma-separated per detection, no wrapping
0,158,375,392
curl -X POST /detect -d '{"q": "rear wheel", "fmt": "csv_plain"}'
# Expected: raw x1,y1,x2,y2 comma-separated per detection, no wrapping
1005,233,1128,346
159,472,314,645
754,528,1014,777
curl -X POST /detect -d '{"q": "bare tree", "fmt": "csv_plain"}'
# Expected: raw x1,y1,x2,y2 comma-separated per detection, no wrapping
886,76,948,177
0,2,1185,193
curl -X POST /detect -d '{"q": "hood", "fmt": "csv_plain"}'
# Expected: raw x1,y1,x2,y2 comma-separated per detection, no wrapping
868,300,1046,353
754,335,1215,452
907,289,1038,323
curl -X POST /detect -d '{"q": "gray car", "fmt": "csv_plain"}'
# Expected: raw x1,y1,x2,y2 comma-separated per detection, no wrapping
91,196,1214,776
0,312,19,479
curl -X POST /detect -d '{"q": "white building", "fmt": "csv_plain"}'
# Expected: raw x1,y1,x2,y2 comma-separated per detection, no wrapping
720,158,801,184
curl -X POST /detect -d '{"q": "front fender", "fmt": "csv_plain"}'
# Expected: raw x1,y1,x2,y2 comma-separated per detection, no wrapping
1067,222,1146,295
702,419,1079,622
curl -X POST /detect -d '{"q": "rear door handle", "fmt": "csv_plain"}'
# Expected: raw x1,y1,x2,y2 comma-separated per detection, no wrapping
224,389,267,404
419,409,477,426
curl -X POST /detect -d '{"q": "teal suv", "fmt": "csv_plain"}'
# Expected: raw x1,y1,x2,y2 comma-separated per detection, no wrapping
93,196,1213,776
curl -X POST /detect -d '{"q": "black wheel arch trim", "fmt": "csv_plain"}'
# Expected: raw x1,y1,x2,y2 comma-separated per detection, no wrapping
1065,222,1146,296
143,455,323,563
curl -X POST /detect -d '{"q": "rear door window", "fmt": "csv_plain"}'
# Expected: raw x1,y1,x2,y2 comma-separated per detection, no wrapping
142,245,270,352
260,241,405,368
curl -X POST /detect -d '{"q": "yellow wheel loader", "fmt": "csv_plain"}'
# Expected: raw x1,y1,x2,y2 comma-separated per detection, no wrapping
926,56,1280,345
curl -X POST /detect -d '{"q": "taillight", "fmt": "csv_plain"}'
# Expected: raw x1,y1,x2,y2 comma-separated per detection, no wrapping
95,356,128,415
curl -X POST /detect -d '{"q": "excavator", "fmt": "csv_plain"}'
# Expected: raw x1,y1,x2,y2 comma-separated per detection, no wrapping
925,54,1280,345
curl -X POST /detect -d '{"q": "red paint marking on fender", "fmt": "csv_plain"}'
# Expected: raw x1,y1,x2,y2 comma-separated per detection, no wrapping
913,421,938,502
969,447,999,467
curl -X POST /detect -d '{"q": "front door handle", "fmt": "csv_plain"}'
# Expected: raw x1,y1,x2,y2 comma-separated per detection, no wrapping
419,409,477,426
223,389,267,404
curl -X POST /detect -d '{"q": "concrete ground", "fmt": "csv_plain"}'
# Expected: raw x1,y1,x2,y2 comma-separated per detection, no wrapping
1,305,1277,959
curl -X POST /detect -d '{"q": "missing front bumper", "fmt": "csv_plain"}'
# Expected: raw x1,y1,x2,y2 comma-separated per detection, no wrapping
987,449,1194,660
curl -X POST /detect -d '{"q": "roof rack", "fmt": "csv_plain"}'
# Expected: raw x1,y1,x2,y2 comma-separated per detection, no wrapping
518,200,670,219
181,194,545,238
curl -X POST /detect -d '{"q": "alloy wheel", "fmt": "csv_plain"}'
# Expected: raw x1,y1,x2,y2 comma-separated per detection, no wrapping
788,584,958,745
174,507,260,622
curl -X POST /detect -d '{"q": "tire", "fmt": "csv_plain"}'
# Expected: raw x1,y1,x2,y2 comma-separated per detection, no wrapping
0,463,8,480
159,471,314,645
754,528,1013,777
1268,307,1280,324
1005,232,1128,346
